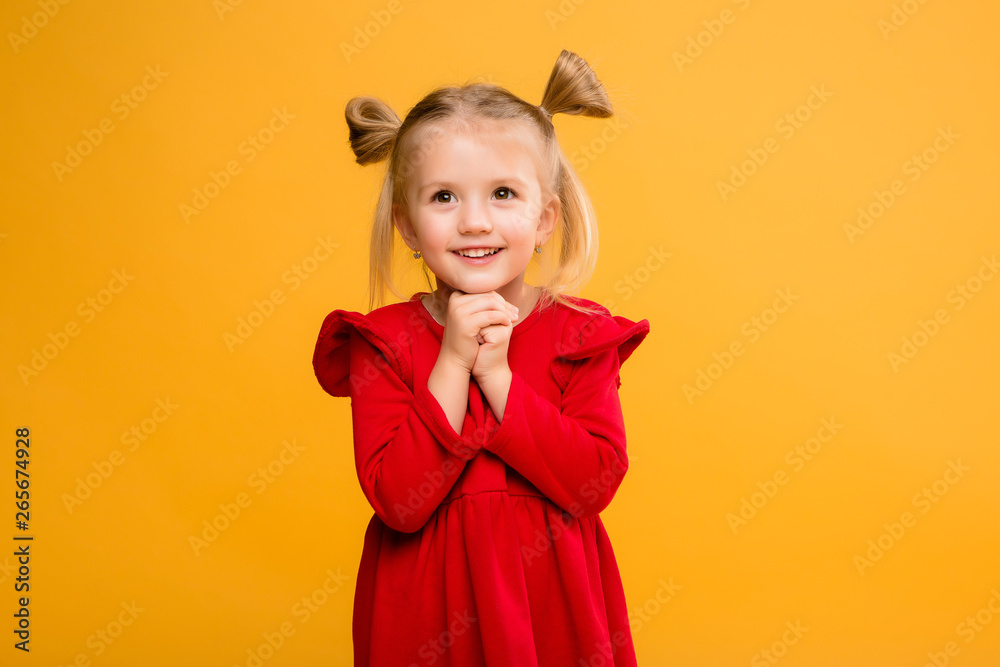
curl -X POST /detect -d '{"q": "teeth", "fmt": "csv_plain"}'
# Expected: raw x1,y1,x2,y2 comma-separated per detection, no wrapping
456,248,500,258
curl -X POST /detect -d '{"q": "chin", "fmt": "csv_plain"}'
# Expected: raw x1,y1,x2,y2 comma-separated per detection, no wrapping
452,279,508,295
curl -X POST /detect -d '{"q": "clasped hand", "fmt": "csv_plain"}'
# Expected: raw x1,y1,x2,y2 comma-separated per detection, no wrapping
438,290,518,386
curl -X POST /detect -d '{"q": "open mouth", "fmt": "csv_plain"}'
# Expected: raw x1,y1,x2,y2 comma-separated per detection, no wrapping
454,248,502,258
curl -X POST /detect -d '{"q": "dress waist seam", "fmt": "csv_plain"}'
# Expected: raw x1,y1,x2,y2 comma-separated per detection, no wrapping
439,489,550,506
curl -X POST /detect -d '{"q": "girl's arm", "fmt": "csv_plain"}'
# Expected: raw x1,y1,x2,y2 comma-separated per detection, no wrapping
427,355,471,433
347,329,479,533
481,346,630,519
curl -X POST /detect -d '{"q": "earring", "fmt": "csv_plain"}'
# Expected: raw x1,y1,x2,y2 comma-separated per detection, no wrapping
413,249,421,259
534,246,542,254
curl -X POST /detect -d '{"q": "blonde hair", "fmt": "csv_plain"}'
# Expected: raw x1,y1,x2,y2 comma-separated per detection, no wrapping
345,49,613,317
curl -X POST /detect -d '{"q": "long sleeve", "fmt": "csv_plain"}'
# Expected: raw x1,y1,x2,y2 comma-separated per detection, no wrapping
481,345,630,519
346,328,484,533
312,309,484,533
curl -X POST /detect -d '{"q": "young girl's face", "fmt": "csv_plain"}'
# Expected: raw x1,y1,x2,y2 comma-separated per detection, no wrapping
393,118,558,299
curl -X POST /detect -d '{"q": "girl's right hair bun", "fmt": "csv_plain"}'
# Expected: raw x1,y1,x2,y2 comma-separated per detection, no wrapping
345,96,401,165
539,49,613,119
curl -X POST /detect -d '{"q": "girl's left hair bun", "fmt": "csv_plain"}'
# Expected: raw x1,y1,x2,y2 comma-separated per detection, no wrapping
345,96,401,165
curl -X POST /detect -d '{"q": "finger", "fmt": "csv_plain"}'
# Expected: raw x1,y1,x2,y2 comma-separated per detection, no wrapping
475,310,513,329
477,322,512,344
461,294,517,324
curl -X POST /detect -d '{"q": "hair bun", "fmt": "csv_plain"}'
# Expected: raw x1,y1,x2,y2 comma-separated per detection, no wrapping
345,96,401,165
538,50,613,118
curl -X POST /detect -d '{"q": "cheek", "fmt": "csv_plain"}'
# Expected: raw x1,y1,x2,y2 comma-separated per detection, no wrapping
506,204,540,232
508,236,534,254
413,215,450,247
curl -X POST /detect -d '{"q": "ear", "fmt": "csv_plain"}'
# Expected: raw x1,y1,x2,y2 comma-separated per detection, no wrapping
535,194,560,246
392,202,418,249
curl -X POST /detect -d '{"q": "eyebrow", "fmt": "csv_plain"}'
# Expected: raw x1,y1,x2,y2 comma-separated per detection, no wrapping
417,177,530,195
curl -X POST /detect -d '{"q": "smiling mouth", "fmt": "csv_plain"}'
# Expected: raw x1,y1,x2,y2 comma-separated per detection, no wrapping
454,248,502,258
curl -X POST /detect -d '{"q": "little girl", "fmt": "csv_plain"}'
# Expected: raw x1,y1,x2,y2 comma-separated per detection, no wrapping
312,49,650,666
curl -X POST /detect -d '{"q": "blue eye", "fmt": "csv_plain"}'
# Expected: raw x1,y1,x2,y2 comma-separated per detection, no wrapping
494,187,515,200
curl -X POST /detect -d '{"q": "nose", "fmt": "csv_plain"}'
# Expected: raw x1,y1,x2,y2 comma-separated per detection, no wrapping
457,197,492,234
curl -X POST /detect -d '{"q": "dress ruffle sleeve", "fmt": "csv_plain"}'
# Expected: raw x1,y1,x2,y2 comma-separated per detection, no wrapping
482,308,650,519
552,308,651,389
312,309,410,397
312,310,483,533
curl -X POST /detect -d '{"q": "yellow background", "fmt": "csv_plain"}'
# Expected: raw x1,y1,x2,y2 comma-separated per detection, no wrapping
3,0,999,664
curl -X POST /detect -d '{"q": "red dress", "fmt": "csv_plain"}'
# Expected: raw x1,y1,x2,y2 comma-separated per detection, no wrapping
312,291,650,666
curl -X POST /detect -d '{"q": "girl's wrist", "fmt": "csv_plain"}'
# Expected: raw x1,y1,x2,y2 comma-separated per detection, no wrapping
476,367,513,421
432,353,472,379
475,366,512,393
